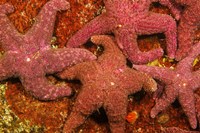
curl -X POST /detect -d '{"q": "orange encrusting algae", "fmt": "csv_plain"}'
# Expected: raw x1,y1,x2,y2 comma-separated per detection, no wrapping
126,111,139,124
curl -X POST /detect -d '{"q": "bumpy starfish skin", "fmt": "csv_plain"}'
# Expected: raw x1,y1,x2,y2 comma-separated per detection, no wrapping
0,0,96,100
195,94,200,131
66,0,177,64
171,0,200,60
133,43,200,129
161,127,200,133
58,35,157,133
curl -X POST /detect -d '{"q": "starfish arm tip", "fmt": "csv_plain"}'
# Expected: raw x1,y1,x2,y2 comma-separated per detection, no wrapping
49,0,70,11
0,3,14,14
35,85,72,101
150,109,157,118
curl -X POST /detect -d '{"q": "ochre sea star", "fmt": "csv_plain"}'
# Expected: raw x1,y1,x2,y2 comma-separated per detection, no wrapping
133,43,200,129
195,94,200,131
66,0,178,64
0,0,96,100
58,35,157,133
170,0,200,61
161,127,200,133
162,94,199,133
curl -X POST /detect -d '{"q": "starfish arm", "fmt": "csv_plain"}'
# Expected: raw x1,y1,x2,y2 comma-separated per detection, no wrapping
115,27,164,64
25,0,70,48
21,75,72,100
151,85,177,118
179,89,197,129
91,35,127,65
58,62,98,87
42,48,96,74
66,14,115,48
123,68,157,94
191,71,200,92
63,87,103,133
91,35,122,56
173,0,191,5
161,127,199,133
195,94,200,129
0,3,22,51
176,42,200,71
0,57,14,80
63,111,86,133
175,21,197,60
58,62,88,80
0,3,14,14
106,92,127,133
140,72,158,92
133,65,174,84
135,12,177,59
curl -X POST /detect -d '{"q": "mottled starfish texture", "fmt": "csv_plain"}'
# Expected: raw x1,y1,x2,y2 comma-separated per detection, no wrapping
59,35,157,133
195,94,200,131
161,94,200,133
172,0,200,60
161,127,200,133
0,0,96,100
133,43,200,129
66,0,177,64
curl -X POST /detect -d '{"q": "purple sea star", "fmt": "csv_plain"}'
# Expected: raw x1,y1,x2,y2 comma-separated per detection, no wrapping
58,35,157,133
66,0,178,64
161,127,200,133
195,94,200,131
161,94,200,133
169,0,200,61
133,43,200,129
0,0,96,100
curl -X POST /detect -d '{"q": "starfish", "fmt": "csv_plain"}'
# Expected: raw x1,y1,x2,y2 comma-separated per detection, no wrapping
133,43,200,129
158,94,200,133
195,94,200,131
0,0,96,100
58,35,157,133
161,127,200,133
66,0,178,64
161,94,200,133
168,0,200,61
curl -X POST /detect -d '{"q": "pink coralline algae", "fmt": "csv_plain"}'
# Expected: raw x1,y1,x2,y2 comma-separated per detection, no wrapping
66,0,178,64
170,0,200,60
133,43,200,129
58,35,157,133
0,0,96,100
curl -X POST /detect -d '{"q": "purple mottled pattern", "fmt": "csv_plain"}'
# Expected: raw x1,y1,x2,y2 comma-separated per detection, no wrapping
0,0,96,100
195,94,200,131
161,127,200,133
58,35,157,133
134,43,200,129
66,0,178,64
169,0,200,60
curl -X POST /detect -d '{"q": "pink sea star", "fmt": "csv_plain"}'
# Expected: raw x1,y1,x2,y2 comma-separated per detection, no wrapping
58,35,157,132
170,0,200,60
0,0,96,100
133,43,200,129
66,0,178,64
